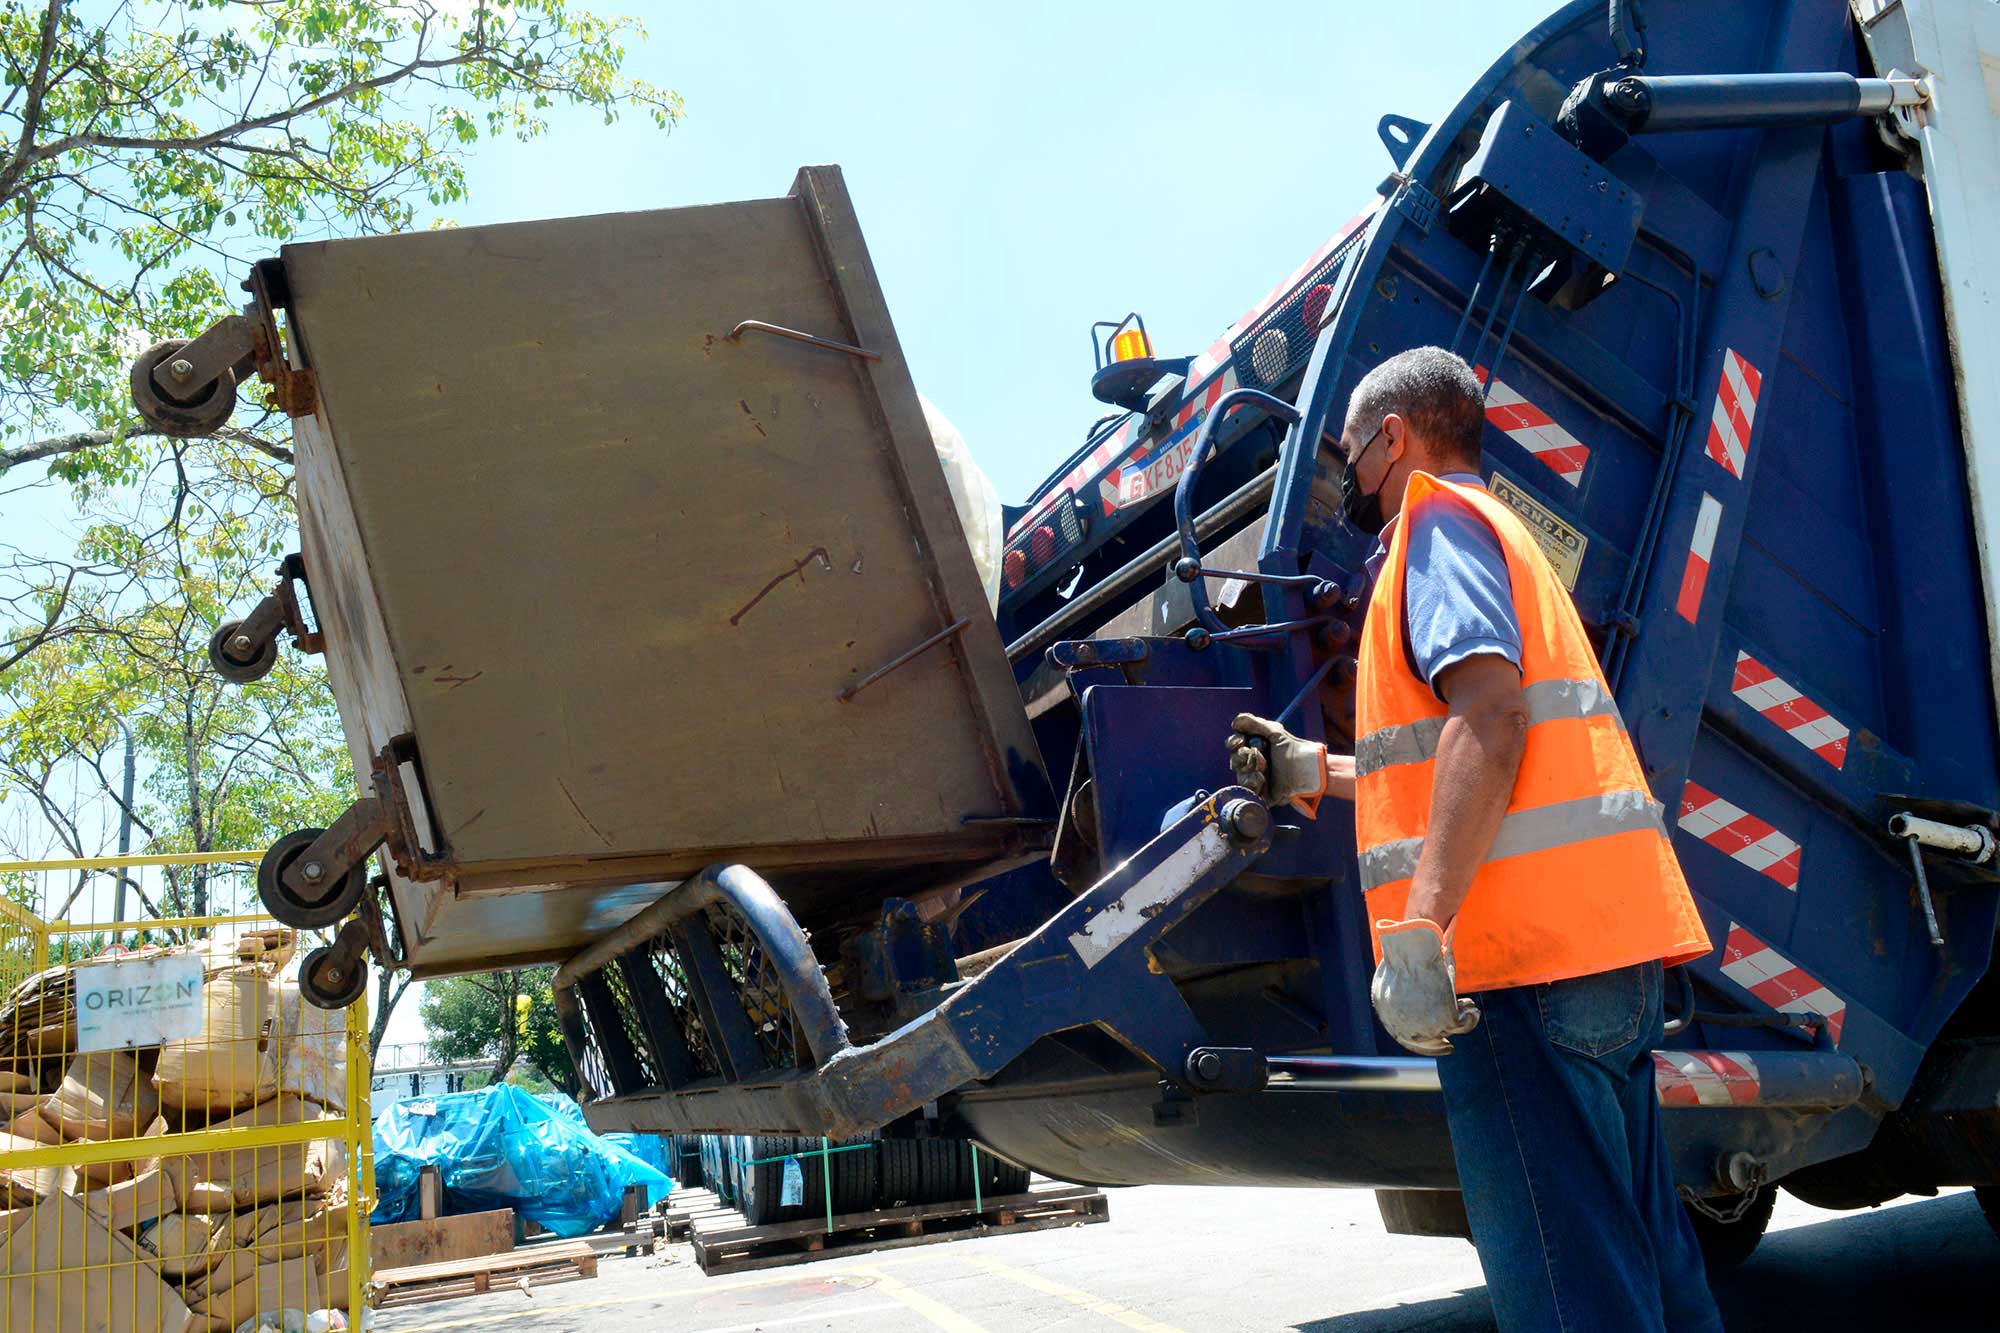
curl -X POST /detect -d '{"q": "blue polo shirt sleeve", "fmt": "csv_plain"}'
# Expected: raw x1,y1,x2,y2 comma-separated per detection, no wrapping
1404,495,1522,697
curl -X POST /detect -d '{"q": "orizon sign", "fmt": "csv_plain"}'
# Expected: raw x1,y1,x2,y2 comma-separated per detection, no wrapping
74,952,207,1053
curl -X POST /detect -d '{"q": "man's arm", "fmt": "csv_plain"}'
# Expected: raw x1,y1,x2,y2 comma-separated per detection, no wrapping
1403,653,1528,928
1325,751,1356,802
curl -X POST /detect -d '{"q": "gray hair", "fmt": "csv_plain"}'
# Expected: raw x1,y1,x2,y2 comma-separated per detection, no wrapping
1345,346,1486,466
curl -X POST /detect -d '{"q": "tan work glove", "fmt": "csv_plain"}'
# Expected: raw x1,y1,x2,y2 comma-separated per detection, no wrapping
1227,714,1328,816
1371,918,1481,1056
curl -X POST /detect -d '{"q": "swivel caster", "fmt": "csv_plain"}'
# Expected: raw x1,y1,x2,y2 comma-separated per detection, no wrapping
130,339,237,438
208,618,278,684
258,827,368,929
300,922,371,1009
205,553,321,686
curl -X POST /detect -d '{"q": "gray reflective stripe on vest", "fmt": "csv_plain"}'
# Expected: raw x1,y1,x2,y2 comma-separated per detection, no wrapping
1354,676,1626,777
1357,788,1667,891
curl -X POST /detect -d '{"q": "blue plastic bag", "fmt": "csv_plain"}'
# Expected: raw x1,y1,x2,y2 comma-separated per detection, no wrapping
371,1084,674,1236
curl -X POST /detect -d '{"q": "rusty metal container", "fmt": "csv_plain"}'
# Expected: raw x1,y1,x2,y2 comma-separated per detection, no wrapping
280,167,1048,974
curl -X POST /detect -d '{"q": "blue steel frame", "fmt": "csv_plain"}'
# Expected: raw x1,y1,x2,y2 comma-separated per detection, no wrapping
1235,0,2000,1183
572,0,2000,1201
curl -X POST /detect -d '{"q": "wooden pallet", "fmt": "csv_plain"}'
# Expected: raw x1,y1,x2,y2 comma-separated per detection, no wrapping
370,1238,600,1307
659,1187,737,1241
680,1183,1109,1276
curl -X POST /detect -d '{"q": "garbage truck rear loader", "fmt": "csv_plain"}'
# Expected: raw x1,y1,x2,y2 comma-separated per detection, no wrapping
138,0,2000,1260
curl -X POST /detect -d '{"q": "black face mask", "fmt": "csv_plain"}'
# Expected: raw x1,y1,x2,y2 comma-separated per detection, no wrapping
1338,427,1390,536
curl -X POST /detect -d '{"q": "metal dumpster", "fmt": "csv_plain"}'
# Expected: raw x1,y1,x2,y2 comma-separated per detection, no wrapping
152,168,1051,977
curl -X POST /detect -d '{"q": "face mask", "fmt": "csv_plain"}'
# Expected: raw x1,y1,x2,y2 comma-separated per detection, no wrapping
1339,427,1390,536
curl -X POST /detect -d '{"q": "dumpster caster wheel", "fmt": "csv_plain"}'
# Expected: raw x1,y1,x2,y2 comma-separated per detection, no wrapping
258,827,367,928
208,618,278,684
300,942,368,1010
130,339,237,438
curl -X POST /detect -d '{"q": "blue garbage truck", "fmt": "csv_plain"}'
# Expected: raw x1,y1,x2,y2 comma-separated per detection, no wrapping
138,0,2000,1266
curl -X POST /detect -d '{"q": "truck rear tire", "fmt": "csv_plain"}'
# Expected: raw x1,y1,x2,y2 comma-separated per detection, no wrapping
1685,1187,1774,1273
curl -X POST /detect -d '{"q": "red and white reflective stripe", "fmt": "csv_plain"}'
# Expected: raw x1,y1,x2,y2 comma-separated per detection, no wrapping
1189,334,1236,385
1192,204,1380,384
1731,651,1850,769
1721,923,1846,1044
1704,348,1763,479
1104,363,1243,510
1653,1050,1761,1107
1474,366,1589,486
1675,493,1722,622
1008,421,1133,537
1678,781,1801,889
1228,205,1378,337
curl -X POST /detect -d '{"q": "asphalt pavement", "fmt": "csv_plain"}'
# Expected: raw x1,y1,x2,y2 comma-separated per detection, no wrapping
376,1184,1999,1332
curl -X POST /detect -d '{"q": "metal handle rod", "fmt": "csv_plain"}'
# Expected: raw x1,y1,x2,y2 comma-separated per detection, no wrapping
1177,564,1331,592
728,320,882,362
1006,465,1278,662
1888,812,1996,862
1172,388,1303,636
1903,835,1947,948
838,617,972,702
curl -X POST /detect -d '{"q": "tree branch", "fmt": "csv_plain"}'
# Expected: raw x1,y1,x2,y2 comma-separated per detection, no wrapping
0,421,292,475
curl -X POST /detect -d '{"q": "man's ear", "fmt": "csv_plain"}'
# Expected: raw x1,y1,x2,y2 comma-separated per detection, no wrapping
1383,412,1409,464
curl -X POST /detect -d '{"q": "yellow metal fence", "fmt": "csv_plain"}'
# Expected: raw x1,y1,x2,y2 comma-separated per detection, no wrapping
0,852,373,1332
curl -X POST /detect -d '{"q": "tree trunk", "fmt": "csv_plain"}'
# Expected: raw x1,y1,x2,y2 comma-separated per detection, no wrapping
489,969,523,1084
181,696,209,918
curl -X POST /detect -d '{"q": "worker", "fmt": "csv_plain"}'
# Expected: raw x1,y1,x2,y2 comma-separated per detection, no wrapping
1227,347,1721,1332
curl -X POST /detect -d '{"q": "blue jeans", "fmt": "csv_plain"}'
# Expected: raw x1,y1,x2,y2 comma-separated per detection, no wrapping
1435,960,1723,1333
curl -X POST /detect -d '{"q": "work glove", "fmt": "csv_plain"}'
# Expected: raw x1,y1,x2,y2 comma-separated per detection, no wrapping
1371,918,1481,1056
1227,714,1328,816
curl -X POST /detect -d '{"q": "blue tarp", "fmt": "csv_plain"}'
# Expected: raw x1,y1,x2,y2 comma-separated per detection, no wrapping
372,1083,674,1236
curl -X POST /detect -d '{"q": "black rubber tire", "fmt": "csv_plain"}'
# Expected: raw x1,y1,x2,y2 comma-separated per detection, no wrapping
739,1134,792,1226
878,1139,920,1208
208,618,279,684
951,1139,974,1204
258,827,367,929
921,1139,957,1205
716,1136,732,1203
131,339,239,438
737,1135,753,1208
976,1144,1030,1198
848,1137,880,1216
299,944,367,1009
676,1136,703,1190
1685,1187,1775,1273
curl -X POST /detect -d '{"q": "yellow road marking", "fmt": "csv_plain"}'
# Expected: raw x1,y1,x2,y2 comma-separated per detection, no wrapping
393,1268,880,1332
845,1264,990,1333
964,1256,1186,1333
685,1300,904,1333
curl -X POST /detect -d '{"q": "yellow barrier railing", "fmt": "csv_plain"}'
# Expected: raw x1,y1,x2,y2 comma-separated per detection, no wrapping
0,857,372,1332
1,852,265,873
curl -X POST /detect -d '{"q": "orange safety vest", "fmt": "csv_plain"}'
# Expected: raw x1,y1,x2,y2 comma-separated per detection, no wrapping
1353,471,1710,992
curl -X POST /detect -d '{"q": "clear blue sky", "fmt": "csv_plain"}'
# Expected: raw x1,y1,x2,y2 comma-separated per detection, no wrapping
441,1,1557,502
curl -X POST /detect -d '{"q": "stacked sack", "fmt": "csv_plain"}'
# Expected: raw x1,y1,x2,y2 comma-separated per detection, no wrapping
0,928,356,1333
